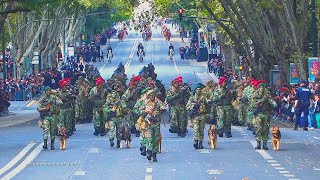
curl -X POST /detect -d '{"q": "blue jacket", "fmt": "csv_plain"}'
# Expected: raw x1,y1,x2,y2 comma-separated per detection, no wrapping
295,85,313,102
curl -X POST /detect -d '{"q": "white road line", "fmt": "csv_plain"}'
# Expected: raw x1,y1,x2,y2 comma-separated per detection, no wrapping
99,42,122,72
0,143,36,176
271,163,281,167
249,141,273,159
26,100,35,107
288,178,301,180
125,41,137,73
145,175,152,180
283,174,295,177
1,143,42,180
17,100,32,111
267,160,277,163
275,167,285,170
151,43,154,64
146,168,152,173
279,171,290,174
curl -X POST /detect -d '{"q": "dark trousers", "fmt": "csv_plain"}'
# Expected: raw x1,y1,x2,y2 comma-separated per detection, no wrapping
295,106,309,127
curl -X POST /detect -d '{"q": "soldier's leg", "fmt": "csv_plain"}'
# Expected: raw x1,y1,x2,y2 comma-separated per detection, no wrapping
262,116,270,150
145,136,153,160
192,117,200,149
42,119,50,149
198,118,205,149
225,106,232,138
99,110,106,136
152,123,161,153
140,132,147,156
66,109,72,136
253,115,262,149
169,107,178,133
216,107,224,137
108,120,116,147
180,107,187,136
115,120,121,148
49,116,57,150
93,108,100,135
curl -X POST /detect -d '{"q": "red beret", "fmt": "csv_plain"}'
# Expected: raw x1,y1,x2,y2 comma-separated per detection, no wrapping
59,80,69,88
96,77,105,86
218,77,227,86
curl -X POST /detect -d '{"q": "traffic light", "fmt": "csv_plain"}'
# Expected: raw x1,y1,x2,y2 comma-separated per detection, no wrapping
178,8,184,21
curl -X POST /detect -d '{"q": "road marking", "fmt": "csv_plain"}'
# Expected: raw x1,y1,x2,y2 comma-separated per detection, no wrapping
145,175,152,180
125,41,138,74
74,171,86,176
1,143,42,180
88,148,99,153
17,100,32,110
0,143,36,176
249,141,273,159
279,171,290,174
199,149,210,154
206,169,224,175
313,137,320,140
271,163,281,167
99,42,122,72
151,43,154,64
26,100,35,107
275,167,285,170
313,167,320,171
146,168,152,173
267,160,277,163
172,56,180,75
288,178,301,180
283,174,295,177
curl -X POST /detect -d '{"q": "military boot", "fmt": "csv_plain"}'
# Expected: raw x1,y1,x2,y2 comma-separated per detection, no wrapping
110,138,114,147
93,129,100,136
219,133,223,137
116,140,121,148
152,152,158,162
169,127,177,133
255,141,261,149
43,139,48,149
147,150,152,161
100,129,106,136
198,140,204,149
50,139,55,150
193,140,199,150
226,132,232,138
293,125,298,130
262,141,268,150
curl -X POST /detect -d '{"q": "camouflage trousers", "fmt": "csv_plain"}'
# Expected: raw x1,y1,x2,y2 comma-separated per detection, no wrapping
42,116,57,140
253,113,270,141
238,104,247,126
216,105,233,134
170,105,187,133
59,108,72,133
108,118,121,141
206,105,217,124
93,108,105,132
76,98,92,122
142,122,161,153
246,109,254,128
192,116,205,141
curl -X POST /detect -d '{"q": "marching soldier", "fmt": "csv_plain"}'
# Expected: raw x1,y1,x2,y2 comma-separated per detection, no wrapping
103,90,127,148
166,77,190,137
58,79,76,137
37,86,63,150
242,78,256,131
212,77,237,138
203,80,217,124
134,90,164,162
75,76,92,123
187,83,208,149
249,80,277,150
89,77,108,136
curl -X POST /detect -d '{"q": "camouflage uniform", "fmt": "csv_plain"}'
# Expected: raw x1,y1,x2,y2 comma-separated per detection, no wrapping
58,88,76,136
212,83,236,138
75,77,92,123
203,81,217,124
133,90,163,162
187,84,207,149
103,91,127,148
250,84,277,150
89,86,108,136
166,84,189,137
38,87,63,150
235,84,246,126
122,87,139,131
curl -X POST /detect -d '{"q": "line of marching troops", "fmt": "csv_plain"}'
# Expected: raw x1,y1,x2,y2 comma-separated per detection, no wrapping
38,62,277,162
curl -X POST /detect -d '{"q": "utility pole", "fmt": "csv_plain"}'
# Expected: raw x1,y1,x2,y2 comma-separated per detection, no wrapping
2,21,6,80
311,0,318,57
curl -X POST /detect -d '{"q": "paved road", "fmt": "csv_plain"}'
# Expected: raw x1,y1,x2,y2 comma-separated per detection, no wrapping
1,25,320,180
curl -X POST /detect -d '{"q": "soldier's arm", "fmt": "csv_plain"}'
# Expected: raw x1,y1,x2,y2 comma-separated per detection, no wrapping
186,96,194,110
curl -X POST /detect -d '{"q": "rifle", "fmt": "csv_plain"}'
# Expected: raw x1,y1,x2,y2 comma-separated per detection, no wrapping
188,103,201,118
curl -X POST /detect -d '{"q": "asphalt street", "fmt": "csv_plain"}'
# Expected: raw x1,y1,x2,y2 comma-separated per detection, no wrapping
0,25,320,180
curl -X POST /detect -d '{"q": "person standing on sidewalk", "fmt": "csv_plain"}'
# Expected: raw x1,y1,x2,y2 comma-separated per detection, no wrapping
38,86,63,150
294,80,314,131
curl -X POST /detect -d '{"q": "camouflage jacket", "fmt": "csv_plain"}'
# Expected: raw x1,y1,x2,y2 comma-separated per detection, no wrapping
249,88,277,113
38,94,63,117
186,94,208,115
212,86,236,106
89,86,108,108
166,87,189,106
59,90,76,109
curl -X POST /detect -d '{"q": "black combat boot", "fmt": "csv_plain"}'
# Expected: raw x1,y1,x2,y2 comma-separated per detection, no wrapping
136,130,140,137
193,140,199,150
100,130,106,136
43,139,48,149
116,140,121,148
255,141,261,149
198,140,204,149
226,132,232,138
147,150,152,161
141,146,147,156
110,138,114,147
293,125,298,130
262,141,268,150
50,139,55,150
219,133,223,137
93,129,100,136
152,152,158,162
303,127,308,131
169,127,177,133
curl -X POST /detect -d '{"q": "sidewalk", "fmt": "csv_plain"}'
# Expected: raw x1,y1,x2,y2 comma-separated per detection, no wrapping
0,110,38,128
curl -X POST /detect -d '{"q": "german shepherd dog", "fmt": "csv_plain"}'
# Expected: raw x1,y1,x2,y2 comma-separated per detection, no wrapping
272,127,281,151
118,121,131,148
208,125,218,149
59,127,67,150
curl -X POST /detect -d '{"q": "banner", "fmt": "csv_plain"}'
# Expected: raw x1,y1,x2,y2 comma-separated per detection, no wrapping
270,70,280,86
289,63,300,84
67,46,75,57
308,57,319,82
